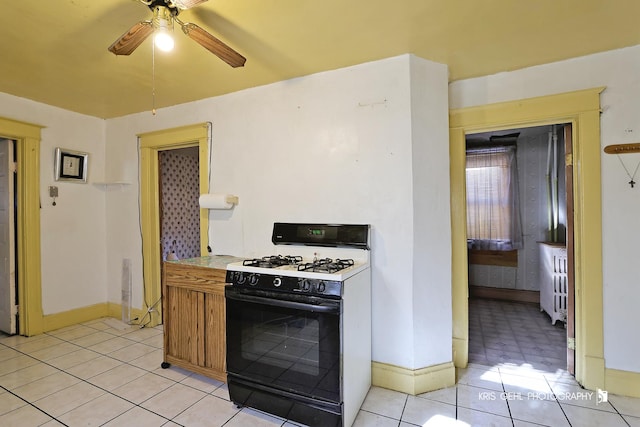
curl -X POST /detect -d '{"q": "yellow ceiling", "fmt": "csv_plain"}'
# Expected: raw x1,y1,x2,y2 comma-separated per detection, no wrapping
3,0,640,119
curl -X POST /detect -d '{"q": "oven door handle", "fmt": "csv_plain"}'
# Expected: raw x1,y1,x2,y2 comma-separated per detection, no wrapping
226,291,341,314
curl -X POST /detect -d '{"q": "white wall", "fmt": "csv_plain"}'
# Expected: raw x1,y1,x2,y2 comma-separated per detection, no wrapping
450,45,640,373
0,92,107,315
106,54,452,370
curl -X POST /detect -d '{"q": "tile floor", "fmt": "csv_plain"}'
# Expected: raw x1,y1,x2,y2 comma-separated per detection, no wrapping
468,298,568,371
0,301,638,426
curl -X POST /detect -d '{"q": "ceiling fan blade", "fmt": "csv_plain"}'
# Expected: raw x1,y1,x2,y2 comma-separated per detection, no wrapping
108,21,154,56
171,0,209,10
181,22,246,68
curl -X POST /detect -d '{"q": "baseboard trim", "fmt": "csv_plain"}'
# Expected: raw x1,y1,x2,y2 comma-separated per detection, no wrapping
371,361,455,395
42,303,109,332
469,285,540,304
605,368,640,398
41,303,150,333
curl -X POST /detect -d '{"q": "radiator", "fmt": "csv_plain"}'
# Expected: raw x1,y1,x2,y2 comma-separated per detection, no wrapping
539,243,568,325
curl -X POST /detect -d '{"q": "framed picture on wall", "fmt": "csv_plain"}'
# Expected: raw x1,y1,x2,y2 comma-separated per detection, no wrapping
54,147,89,183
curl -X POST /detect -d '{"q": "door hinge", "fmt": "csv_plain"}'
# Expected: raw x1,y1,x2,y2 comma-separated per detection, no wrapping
10,162,17,173
567,337,576,350
565,153,573,166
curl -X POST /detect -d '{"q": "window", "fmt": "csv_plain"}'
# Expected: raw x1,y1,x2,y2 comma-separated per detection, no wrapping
466,145,523,251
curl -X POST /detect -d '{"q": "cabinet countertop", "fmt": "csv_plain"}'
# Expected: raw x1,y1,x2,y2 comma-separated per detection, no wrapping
166,255,245,270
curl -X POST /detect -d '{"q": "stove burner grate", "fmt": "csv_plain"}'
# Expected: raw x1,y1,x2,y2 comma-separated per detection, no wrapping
243,255,302,268
298,258,355,273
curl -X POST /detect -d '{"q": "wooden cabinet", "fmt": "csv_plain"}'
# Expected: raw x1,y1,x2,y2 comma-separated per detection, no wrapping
162,261,229,382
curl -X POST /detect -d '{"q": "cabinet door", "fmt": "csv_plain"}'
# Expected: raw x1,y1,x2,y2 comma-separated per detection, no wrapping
204,289,226,372
165,286,205,366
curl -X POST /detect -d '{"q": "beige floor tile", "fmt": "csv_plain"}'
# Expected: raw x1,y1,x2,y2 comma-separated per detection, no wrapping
102,406,169,427
608,394,640,417
129,349,164,372
68,331,116,347
88,363,147,391
172,394,240,426
0,354,40,376
359,386,407,420
456,384,510,417
212,383,231,401
108,342,157,362
353,410,402,426
46,348,101,370
0,390,27,415
140,334,164,348
27,342,81,361
401,395,456,426
122,326,162,342
561,404,628,427
65,355,123,379
0,363,58,390
111,372,176,404
0,403,54,426
140,382,207,419
180,373,225,393
13,336,65,354
34,381,106,417
0,333,49,348
418,385,457,405
39,420,67,426
0,347,21,362
224,407,285,426
151,364,193,382
457,366,504,392
500,373,554,399
457,407,513,427
625,415,640,427
57,393,134,426
508,398,570,426
548,381,616,412
87,336,137,355
12,371,80,402
46,325,98,341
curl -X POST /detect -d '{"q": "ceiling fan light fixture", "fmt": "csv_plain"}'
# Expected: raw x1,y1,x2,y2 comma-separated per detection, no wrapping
154,29,174,51
152,5,175,52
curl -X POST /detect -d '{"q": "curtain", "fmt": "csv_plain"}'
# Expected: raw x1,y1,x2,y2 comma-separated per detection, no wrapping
466,145,523,251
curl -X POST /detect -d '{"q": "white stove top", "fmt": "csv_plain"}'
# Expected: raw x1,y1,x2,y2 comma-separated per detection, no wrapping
226,258,370,281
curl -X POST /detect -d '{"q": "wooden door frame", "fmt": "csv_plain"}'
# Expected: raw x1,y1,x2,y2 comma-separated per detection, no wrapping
450,87,605,391
0,117,43,336
139,123,210,327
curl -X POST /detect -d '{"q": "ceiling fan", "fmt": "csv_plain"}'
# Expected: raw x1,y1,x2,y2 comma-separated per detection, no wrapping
108,0,246,68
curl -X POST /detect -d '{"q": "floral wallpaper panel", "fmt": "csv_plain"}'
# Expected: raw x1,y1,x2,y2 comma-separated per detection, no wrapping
159,147,200,261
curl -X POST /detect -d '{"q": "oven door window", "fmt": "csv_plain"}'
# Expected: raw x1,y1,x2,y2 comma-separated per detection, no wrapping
226,293,341,403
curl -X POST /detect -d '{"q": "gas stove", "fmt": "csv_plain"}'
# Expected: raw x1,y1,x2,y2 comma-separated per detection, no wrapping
225,223,372,427
226,255,369,296
227,222,370,295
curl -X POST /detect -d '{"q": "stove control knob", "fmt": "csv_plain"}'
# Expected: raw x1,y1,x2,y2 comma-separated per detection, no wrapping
249,274,259,286
273,277,282,287
237,273,246,284
317,281,326,293
299,279,311,292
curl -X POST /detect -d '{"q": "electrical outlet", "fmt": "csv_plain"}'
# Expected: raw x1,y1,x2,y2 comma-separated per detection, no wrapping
49,186,58,197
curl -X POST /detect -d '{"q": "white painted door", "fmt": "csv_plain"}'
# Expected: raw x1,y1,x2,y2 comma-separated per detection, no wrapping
0,139,16,334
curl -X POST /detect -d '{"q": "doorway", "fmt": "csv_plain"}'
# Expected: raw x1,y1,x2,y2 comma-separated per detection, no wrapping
158,146,201,263
465,124,572,372
0,139,17,334
138,123,210,327
450,87,605,391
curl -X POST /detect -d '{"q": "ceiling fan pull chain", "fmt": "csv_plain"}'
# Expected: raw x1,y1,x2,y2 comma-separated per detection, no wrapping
152,43,157,115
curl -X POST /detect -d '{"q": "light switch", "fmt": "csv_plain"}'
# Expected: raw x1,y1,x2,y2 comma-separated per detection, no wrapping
49,186,58,198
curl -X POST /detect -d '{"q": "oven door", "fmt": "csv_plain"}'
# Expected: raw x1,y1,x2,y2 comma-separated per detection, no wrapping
225,286,342,403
